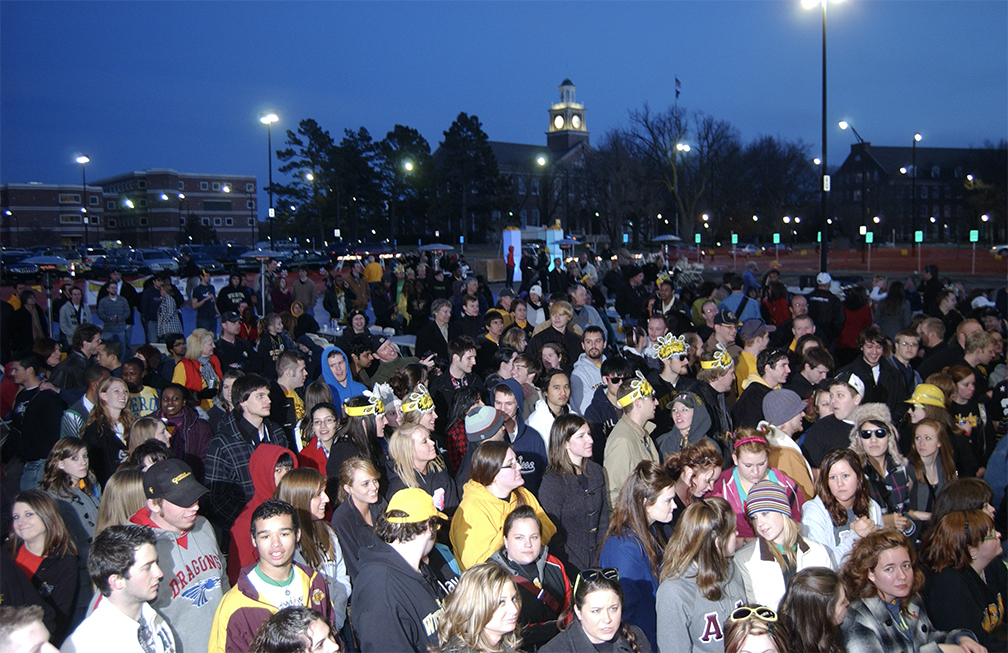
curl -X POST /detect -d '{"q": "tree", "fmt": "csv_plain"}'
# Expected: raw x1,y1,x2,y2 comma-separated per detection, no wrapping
334,127,384,242
273,119,337,246
583,131,661,246
379,125,433,240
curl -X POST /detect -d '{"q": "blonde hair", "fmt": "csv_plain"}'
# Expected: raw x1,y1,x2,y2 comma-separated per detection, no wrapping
436,563,521,652
660,497,737,600
337,457,380,504
275,468,336,569
128,416,164,453
93,469,145,536
387,424,442,489
185,328,214,360
549,300,573,320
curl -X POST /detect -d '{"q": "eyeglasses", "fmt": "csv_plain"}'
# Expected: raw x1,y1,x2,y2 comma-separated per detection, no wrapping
859,428,888,440
501,459,520,470
313,418,337,428
573,567,619,596
730,606,778,623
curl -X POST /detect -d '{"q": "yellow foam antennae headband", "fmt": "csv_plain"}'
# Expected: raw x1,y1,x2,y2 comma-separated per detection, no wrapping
402,384,435,413
345,393,384,417
617,371,655,407
656,333,689,360
700,342,734,370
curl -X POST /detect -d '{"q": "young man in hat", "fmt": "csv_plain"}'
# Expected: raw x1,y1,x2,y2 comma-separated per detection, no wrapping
216,273,252,317
735,318,774,398
732,348,791,429
215,311,263,373
454,406,507,486
492,380,547,494
62,525,175,653
603,372,659,504
129,459,226,653
801,372,864,475
586,357,634,465
759,389,815,500
209,499,332,653
646,334,691,435
806,272,844,347
705,309,743,364
351,489,449,653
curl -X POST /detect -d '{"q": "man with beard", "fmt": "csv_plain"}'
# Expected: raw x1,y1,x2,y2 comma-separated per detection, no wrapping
215,311,262,373
569,326,606,415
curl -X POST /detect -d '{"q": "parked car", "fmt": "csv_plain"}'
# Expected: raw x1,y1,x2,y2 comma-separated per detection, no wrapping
761,243,793,255
48,249,90,277
191,254,225,275
131,249,179,274
991,244,1008,256
1,250,39,284
89,255,138,279
733,243,761,257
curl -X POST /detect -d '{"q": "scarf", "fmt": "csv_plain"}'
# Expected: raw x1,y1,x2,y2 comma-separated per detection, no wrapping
198,355,218,389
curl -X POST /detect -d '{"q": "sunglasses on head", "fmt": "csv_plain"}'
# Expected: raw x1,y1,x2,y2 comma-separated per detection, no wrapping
730,606,778,623
573,567,619,596
859,428,888,440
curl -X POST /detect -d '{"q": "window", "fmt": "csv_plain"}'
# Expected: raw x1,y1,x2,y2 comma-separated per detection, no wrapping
180,216,186,226
60,214,81,224
204,200,231,211
931,166,940,178
178,181,185,190
853,190,860,201
89,196,99,206
107,219,117,228
201,217,210,226
518,177,526,194
88,216,98,225
59,193,81,204
944,186,951,199
212,182,221,191
137,180,146,189
248,218,254,226
214,217,222,226
944,205,951,218
246,200,254,209
531,209,539,223
106,200,116,209
246,183,254,192
138,199,147,208
139,217,148,226
225,217,233,226
956,205,963,218
531,179,539,195
200,181,209,190
520,209,527,227
921,187,928,199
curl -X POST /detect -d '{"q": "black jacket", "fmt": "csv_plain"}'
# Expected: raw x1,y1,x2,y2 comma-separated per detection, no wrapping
81,420,127,488
15,548,78,644
215,336,263,374
806,288,845,346
538,461,610,576
50,348,90,391
839,356,908,419
416,320,451,371
351,539,446,653
923,561,1007,649
329,498,384,582
540,619,652,653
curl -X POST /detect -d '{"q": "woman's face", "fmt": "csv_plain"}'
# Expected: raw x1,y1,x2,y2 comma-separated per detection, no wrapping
732,450,769,485
907,404,927,424
690,466,719,498
860,421,890,460
827,460,859,507
268,318,283,335
545,374,570,407
499,353,516,379
504,518,542,565
278,277,287,290
58,448,89,481
815,391,834,418
45,347,61,368
954,374,976,402
671,402,694,431
645,485,677,525
565,424,593,462
752,510,786,544
312,409,338,442
737,633,780,653
720,531,739,557
11,502,45,544
541,347,560,371
201,338,215,358
374,411,387,435
868,546,914,603
101,380,129,413
483,581,520,645
161,388,184,418
411,427,438,466
310,487,329,521
419,409,437,432
351,314,367,332
492,449,525,493
576,589,623,645
345,470,380,506
913,424,940,459
513,303,527,322
153,421,171,445
550,311,569,332
832,585,849,626
221,377,236,406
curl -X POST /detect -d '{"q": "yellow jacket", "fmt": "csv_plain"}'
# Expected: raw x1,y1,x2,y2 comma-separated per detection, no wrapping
449,480,556,571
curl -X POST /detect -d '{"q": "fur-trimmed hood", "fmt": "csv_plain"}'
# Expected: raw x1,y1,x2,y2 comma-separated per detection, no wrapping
847,402,908,467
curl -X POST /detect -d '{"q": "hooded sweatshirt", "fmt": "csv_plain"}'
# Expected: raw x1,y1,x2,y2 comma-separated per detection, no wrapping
655,560,747,653
129,508,227,653
320,345,367,416
227,444,297,585
498,379,548,494
570,353,605,415
656,398,714,460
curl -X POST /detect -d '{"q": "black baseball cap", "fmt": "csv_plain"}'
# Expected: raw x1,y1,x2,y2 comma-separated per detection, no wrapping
143,459,209,507
714,309,741,326
221,311,240,323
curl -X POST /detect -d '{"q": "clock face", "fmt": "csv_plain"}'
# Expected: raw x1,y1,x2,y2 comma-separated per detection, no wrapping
572,115,582,129
554,115,565,130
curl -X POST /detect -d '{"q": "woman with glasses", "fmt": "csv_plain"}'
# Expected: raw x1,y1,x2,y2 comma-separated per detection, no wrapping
540,567,650,652
722,605,789,653
656,497,745,653
599,462,677,651
848,404,919,540
840,529,987,653
450,441,555,571
778,568,848,653
297,402,339,476
920,510,1005,649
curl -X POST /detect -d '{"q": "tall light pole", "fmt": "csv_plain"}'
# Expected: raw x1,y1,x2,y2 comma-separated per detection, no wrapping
912,132,922,247
260,113,279,244
804,0,830,273
76,155,90,246
839,121,867,242
4,209,18,247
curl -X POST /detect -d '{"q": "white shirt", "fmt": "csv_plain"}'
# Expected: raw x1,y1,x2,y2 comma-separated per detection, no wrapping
62,597,176,653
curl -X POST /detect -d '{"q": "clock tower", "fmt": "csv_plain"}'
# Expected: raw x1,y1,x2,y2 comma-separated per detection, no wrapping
547,79,589,153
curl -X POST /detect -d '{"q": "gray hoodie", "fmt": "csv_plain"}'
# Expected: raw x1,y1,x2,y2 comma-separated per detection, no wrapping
655,560,746,653
655,407,714,460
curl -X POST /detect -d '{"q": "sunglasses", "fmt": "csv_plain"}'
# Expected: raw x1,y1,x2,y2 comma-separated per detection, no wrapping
573,567,619,596
859,428,889,440
730,606,778,623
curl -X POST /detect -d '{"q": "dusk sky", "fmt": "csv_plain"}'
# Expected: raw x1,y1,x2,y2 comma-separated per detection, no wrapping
2,1,1005,216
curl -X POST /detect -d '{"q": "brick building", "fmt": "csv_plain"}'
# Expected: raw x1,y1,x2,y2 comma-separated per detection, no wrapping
1,182,105,248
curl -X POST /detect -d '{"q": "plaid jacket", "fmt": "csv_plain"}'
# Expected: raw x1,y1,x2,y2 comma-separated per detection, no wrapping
206,411,288,527
840,596,975,653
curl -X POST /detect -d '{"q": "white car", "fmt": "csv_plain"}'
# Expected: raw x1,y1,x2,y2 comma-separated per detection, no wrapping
992,244,1008,256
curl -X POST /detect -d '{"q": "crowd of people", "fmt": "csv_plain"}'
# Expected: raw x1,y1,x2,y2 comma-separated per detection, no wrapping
1,247,1006,653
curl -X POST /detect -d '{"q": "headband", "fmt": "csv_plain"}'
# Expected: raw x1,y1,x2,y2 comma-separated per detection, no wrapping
656,271,672,286
345,391,385,417
617,371,655,407
733,435,769,450
700,342,734,370
402,384,435,414
656,333,689,360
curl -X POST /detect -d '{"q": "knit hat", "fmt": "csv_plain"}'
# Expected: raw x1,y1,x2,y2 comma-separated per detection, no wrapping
904,383,945,408
762,389,805,426
529,285,543,298
465,406,505,443
744,480,791,520
385,488,447,524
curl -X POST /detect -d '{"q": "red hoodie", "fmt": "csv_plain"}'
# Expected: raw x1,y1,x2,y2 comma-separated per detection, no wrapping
226,443,297,586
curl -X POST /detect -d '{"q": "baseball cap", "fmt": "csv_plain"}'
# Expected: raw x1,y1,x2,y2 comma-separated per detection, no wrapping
498,288,516,299
465,406,506,443
714,309,741,327
371,334,389,350
385,488,448,523
740,318,775,340
833,370,865,397
143,459,209,507
816,272,832,286
971,295,996,310
221,311,240,323
762,389,805,426
672,391,701,410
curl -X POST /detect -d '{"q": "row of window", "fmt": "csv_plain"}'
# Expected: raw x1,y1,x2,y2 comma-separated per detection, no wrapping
195,181,254,192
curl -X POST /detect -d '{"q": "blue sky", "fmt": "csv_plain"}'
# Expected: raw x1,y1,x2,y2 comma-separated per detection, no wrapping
2,1,1005,214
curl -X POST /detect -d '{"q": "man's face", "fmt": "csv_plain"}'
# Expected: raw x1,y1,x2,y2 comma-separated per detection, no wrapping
804,364,830,385
353,350,374,369
200,273,210,285
660,283,674,302
328,353,347,383
110,271,122,284
630,273,644,287
894,336,920,364
290,360,308,387
149,498,199,533
829,386,860,420
9,362,27,386
269,261,279,273
170,338,187,358
5,619,56,653
222,319,241,336
107,282,118,297
792,317,814,340
488,318,504,338
121,364,143,389
546,375,571,407
572,286,587,307
456,349,476,374
714,322,737,345
959,322,982,347
862,340,884,367
241,386,272,418
299,269,308,281
230,275,242,287
550,311,569,332
648,317,667,342
583,332,605,361
499,295,513,311
494,392,518,424
121,543,162,604
435,304,452,325
70,287,83,304
377,340,397,361
977,344,997,366
764,358,791,386
790,296,809,317
464,299,480,317
253,514,300,573
97,346,117,370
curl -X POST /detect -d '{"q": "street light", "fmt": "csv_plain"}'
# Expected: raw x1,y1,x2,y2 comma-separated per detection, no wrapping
803,0,834,273
76,155,90,246
177,193,189,243
4,209,19,247
912,132,922,245
260,112,278,243
839,120,868,240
